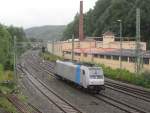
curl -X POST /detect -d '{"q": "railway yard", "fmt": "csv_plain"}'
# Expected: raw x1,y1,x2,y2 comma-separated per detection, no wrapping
12,50,150,113
0,0,150,113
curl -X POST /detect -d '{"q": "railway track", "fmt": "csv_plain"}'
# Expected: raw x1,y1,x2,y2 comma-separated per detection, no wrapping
25,57,150,113
94,94,148,113
31,57,150,101
1,67,43,113
105,82,150,103
7,95,31,113
18,64,84,113
27,103,43,113
105,81,150,99
39,58,150,100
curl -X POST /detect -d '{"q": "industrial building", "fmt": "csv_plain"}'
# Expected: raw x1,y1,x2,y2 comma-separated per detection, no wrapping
47,32,150,72
47,1,150,73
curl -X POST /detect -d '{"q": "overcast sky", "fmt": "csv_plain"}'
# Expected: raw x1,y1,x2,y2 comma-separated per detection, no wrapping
0,0,97,29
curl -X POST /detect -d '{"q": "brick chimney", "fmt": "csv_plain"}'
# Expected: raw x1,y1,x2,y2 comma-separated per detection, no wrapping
79,1,84,41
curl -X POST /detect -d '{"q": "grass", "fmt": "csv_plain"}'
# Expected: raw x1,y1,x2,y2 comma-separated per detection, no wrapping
0,78,27,113
0,82,18,112
0,80,19,113
0,97,19,113
40,52,64,62
0,66,15,94
17,94,28,102
0,64,27,112
0,82,17,94
0,63,14,82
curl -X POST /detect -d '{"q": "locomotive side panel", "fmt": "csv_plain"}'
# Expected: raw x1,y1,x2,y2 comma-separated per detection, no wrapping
55,61,82,85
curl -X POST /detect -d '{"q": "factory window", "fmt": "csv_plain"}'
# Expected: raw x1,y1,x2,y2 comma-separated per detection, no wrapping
83,53,87,57
75,53,81,56
65,51,71,55
121,56,128,62
106,55,111,59
129,57,135,63
143,58,149,65
93,54,98,58
100,55,104,59
112,56,119,60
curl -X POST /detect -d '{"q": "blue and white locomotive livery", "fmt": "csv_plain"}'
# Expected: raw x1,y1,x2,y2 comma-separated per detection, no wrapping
54,60,105,93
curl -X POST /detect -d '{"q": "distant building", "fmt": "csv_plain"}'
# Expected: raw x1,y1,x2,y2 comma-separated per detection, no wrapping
84,31,146,50
47,32,149,72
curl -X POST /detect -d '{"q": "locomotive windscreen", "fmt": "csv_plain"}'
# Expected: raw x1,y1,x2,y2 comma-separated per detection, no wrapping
89,68,103,79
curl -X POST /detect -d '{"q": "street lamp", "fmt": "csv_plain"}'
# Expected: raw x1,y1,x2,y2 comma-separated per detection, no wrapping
72,34,74,61
117,20,122,70
13,36,17,83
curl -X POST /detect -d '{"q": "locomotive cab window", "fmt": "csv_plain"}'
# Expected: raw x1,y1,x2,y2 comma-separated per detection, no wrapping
89,68,102,79
82,70,85,75
90,75,101,79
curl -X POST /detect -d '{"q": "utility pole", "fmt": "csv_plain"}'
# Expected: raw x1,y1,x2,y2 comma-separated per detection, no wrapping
52,40,54,54
117,20,123,70
72,35,74,61
135,8,142,74
13,36,17,83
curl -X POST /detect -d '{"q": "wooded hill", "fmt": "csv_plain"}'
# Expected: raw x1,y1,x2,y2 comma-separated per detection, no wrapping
25,25,66,41
62,0,150,49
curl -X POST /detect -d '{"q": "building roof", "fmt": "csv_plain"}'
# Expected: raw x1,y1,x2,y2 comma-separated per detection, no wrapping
93,49,150,58
92,49,150,58
64,48,150,58
86,37,102,39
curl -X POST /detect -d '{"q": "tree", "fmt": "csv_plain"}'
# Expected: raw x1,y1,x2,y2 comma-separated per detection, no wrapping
62,13,79,40
0,24,29,70
0,24,11,67
62,0,150,49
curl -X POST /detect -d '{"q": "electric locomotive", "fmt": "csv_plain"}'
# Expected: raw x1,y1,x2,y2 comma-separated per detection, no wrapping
54,60,105,93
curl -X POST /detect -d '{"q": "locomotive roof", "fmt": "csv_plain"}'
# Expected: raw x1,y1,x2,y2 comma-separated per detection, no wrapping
77,62,96,67
57,60,97,67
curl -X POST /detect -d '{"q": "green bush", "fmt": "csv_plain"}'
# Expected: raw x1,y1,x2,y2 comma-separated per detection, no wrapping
4,60,13,71
0,82,23,113
138,71,150,88
0,82,16,94
97,63,150,88
40,52,63,62
0,97,18,113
